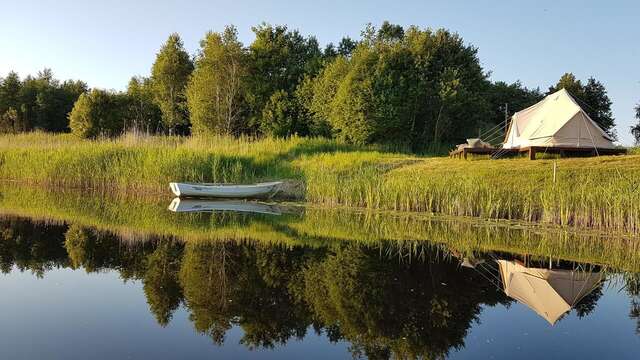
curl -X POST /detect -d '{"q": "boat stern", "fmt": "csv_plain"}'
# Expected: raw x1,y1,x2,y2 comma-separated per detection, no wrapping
169,183,181,197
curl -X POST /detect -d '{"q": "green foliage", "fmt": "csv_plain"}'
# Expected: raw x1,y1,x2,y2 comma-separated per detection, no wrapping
583,78,615,137
299,57,350,137
3,23,628,145
549,73,584,97
307,24,491,149
64,224,92,269
0,133,639,234
247,24,322,134
0,69,86,133
187,26,247,136
151,33,194,133
126,76,162,133
260,90,298,137
5,215,628,356
68,89,128,138
549,73,616,137
483,81,542,144
337,37,358,57
0,72,22,116
143,240,183,326
0,108,19,134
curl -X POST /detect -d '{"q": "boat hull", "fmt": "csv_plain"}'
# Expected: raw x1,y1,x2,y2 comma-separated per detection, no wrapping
169,181,282,198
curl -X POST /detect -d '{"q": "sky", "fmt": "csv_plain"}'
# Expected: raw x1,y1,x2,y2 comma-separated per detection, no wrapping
1,0,638,144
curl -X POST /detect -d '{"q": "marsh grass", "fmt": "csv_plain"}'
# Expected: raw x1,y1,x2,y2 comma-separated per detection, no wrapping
0,132,639,232
0,185,639,272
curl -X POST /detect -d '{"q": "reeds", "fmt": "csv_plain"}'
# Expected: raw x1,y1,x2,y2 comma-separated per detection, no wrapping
1,185,639,272
0,132,639,232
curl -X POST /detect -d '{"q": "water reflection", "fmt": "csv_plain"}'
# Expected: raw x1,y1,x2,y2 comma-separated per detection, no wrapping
168,198,285,216
1,215,639,359
496,260,603,325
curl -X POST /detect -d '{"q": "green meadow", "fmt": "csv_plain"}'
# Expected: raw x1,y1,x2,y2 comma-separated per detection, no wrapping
0,132,639,233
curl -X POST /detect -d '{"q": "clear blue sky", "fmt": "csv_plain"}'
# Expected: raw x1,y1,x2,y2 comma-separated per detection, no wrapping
1,0,638,144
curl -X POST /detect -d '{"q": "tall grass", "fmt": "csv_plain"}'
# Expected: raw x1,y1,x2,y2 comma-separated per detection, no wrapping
0,132,639,232
1,185,639,272
299,154,640,233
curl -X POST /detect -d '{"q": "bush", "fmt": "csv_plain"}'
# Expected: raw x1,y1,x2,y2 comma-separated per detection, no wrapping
69,89,128,138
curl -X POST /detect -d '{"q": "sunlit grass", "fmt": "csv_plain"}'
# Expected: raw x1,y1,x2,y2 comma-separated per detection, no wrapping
0,132,639,232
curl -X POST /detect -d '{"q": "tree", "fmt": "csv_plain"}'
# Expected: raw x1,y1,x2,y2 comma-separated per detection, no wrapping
187,26,247,136
548,73,616,138
68,89,127,138
247,24,322,134
337,37,357,57
53,79,88,132
151,33,194,134
126,76,162,133
143,240,183,327
0,108,19,133
260,90,297,137
0,72,22,116
377,21,404,42
583,78,615,137
1,69,86,133
483,81,542,144
299,56,350,137
310,23,490,149
632,102,640,145
548,73,584,98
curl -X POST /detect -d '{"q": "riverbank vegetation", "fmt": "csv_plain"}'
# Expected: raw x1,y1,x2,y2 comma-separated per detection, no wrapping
1,22,622,150
1,185,639,272
0,135,639,234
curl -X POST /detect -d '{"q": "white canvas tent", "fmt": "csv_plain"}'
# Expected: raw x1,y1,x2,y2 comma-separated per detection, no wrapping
503,89,615,149
497,260,602,325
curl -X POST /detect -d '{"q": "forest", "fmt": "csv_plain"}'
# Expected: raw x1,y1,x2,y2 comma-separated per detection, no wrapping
0,22,631,151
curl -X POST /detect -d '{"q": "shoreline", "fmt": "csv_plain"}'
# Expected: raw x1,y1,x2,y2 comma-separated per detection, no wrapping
1,133,639,233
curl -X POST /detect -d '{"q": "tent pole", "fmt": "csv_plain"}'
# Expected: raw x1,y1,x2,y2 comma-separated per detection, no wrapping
580,112,599,157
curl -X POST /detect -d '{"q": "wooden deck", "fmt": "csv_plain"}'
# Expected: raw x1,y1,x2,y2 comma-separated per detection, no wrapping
514,146,626,160
450,146,626,160
449,147,497,159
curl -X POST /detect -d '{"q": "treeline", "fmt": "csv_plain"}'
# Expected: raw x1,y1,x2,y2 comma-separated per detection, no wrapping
0,22,619,149
0,69,86,133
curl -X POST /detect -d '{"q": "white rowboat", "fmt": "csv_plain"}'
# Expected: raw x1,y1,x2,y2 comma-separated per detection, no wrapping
169,181,282,198
168,198,282,215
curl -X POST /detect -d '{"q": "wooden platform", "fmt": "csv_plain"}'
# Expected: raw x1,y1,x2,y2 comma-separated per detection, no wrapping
450,146,626,160
449,147,497,159
514,146,626,160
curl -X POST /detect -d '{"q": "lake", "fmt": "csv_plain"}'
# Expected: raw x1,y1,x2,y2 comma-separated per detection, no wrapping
0,187,639,359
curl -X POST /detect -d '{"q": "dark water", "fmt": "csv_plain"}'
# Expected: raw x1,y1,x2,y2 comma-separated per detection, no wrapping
0,197,640,359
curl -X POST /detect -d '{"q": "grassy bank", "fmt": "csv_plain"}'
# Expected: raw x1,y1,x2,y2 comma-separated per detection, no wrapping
0,132,639,232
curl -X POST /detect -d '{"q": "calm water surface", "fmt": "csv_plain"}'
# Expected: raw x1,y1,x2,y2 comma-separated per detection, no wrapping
0,193,639,359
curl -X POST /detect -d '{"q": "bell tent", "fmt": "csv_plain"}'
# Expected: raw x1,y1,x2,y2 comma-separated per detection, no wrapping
503,88,615,150
497,260,603,325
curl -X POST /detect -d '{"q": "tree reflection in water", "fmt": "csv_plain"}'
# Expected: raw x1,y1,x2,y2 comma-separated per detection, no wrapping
0,216,636,359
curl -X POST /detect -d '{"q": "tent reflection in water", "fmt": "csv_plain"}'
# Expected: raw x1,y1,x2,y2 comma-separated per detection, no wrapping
497,260,603,325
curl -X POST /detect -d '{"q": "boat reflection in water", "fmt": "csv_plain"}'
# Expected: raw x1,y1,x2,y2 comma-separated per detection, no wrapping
168,197,285,216
495,259,603,325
